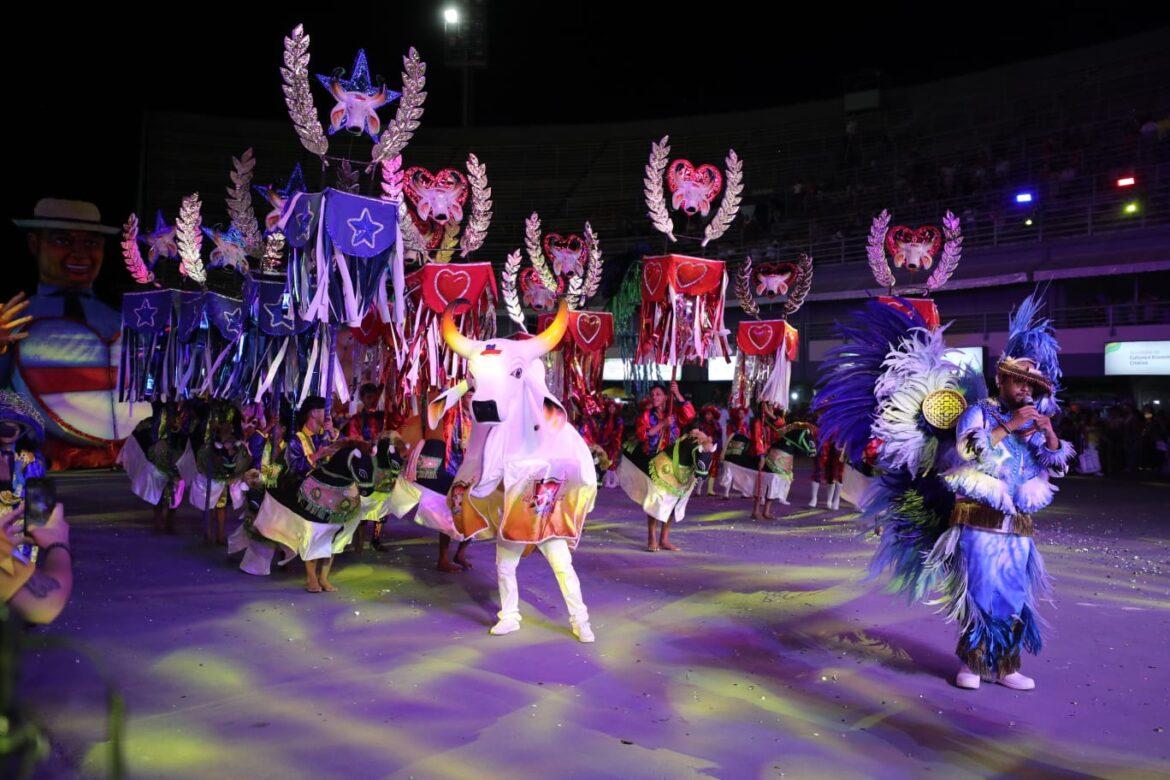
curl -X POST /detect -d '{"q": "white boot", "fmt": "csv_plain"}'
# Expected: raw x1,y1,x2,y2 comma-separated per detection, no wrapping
828,484,841,510
808,482,820,508
955,664,981,690
490,618,521,636
998,671,1035,691
572,620,595,643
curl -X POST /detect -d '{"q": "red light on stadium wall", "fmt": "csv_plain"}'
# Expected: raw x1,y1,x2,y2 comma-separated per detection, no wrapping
1116,176,1136,188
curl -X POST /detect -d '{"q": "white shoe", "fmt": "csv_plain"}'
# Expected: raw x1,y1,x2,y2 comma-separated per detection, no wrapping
808,500,817,508
955,666,981,690
490,618,521,636
998,672,1035,691
572,621,595,643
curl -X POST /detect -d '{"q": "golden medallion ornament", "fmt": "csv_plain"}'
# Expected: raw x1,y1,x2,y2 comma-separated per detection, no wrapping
922,388,968,429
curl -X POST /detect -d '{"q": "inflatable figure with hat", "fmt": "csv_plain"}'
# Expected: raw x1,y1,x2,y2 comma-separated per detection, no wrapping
6,198,150,468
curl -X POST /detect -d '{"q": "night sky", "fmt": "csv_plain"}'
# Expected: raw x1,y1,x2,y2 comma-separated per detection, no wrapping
3,2,1165,295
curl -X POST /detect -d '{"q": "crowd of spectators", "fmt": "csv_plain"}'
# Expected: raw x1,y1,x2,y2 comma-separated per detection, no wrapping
1058,403,1170,478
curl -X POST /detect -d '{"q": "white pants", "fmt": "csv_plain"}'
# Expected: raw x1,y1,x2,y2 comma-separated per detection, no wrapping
496,538,588,626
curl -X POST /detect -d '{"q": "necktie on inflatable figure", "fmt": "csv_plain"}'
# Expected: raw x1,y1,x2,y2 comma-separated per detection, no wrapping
636,135,740,371
499,212,608,420
729,254,813,410
866,209,963,330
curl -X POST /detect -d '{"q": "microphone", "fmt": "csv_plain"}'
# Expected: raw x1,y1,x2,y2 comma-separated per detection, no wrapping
1016,392,1036,433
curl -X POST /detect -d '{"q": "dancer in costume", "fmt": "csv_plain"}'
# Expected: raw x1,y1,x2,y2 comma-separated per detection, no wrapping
618,429,716,551
198,419,251,545
346,383,389,551
252,439,375,592
692,403,724,497
0,391,48,507
815,293,1072,692
429,300,597,642
809,437,845,510
635,382,695,457
936,298,1074,690
346,383,386,440
627,382,695,550
718,401,798,519
285,396,338,482
147,405,190,533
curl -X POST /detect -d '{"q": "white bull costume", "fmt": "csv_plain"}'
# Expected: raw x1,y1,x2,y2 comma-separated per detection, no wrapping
428,299,597,642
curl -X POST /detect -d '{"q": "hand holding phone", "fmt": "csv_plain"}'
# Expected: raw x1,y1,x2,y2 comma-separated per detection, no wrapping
22,477,56,529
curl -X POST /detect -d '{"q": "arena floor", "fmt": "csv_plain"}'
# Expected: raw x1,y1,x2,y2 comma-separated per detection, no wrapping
16,467,1170,779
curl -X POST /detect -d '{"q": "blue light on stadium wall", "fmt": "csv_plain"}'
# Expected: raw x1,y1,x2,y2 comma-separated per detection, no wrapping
1015,192,1034,204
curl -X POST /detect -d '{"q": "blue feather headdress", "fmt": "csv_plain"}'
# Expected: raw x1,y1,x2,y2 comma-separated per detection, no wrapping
999,291,1062,415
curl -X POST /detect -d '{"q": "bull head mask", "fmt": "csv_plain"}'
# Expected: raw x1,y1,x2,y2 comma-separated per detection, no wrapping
427,298,570,430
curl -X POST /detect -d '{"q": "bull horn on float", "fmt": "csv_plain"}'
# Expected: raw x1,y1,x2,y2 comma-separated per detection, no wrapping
440,298,478,359
525,298,569,358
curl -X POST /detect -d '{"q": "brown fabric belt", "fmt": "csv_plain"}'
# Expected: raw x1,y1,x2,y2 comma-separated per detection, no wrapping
951,498,1033,537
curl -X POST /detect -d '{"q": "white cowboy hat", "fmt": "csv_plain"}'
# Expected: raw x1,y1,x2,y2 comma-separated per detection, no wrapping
12,198,119,235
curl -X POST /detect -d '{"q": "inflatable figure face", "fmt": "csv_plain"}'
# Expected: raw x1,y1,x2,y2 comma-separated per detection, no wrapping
32,228,106,290
666,159,723,216
885,225,943,271
405,167,469,225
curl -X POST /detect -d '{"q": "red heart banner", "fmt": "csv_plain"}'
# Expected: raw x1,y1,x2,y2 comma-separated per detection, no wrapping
410,262,498,314
537,310,614,353
736,319,799,359
643,259,667,301
877,296,941,331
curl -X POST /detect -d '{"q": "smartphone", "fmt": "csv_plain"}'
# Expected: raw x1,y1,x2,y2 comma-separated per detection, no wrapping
22,477,56,529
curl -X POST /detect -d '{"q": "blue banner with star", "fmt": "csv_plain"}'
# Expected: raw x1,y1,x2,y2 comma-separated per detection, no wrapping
121,290,172,335
177,291,206,343
206,293,245,341
252,279,309,337
284,192,323,250
323,189,398,258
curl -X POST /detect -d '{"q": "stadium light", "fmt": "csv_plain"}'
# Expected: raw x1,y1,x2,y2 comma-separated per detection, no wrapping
1117,176,1136,188
1025,218,1034,226
790,390,800,401
1015,192,1033,204
443,7,460,24
1123,201,1140,215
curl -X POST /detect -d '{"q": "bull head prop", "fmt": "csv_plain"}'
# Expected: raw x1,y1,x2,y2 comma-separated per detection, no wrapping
867,209,962,295
501,213,603,333
644,135,743,247
429,298,570,431
730,254,813,411
427,299,598,549
386,153,492,264
280,24,426,172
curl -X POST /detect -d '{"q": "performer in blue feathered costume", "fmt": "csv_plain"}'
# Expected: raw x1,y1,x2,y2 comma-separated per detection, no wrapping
813,292,1073,691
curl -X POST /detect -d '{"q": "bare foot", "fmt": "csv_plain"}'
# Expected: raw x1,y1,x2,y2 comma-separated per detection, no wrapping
305,582,322,593
436,560,463,573
660,541,681,551
454,555,473,571
319,581,338,592
646,543,660,552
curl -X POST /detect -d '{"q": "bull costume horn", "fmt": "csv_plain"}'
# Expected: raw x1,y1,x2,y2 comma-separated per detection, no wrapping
440,298,479,358
526,298,570,357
